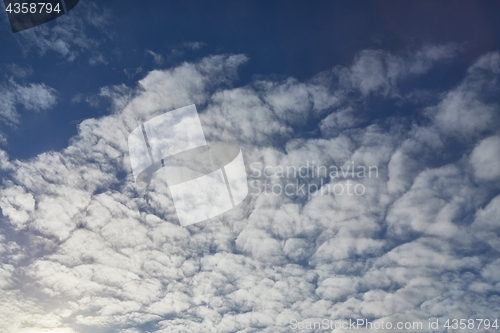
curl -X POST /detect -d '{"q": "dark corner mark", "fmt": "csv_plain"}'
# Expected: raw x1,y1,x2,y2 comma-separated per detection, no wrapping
3,0,79,33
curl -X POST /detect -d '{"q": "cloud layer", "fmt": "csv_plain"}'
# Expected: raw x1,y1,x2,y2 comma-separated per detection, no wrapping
0,47,499,332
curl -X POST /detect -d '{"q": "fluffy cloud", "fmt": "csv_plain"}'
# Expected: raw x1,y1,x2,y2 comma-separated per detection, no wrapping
431,52,500,136
0,47,499,333
336,44,458,98
470,136,500,182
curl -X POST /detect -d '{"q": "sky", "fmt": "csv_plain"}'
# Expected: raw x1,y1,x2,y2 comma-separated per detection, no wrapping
0,1,500,332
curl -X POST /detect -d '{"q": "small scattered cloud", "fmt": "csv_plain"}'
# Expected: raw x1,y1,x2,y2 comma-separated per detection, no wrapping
12,81,58,111
183,41,206,51
123,67,143,80
166,41,207,62
146,50,164,66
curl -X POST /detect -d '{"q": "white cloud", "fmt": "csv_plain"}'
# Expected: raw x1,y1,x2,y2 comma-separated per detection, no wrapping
430,52,500,136
339,44,458,98
146,50,164,65
13,82,58,111
471,195,500,249
0,80,58,143
470,135,500,182
16,2,112,63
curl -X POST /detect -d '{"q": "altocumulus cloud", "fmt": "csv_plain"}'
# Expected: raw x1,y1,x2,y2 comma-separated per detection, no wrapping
0,46,499,333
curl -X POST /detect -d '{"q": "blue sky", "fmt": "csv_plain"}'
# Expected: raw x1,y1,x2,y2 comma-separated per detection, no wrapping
1,0,499,158
0,1,500,332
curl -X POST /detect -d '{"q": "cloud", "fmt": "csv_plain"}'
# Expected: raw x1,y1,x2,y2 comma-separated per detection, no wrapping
0,48,499,333
471,195,500,250
337,44,458,98
470,135,500,182
12,81,58,111
15,2,112,63
166,42,207,62
146,50,164,66
183,42,206,51
0,80,58,143
430,52,500,136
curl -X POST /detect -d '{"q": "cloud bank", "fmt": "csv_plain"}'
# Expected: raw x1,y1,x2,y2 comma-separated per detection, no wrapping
0,46,499,332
